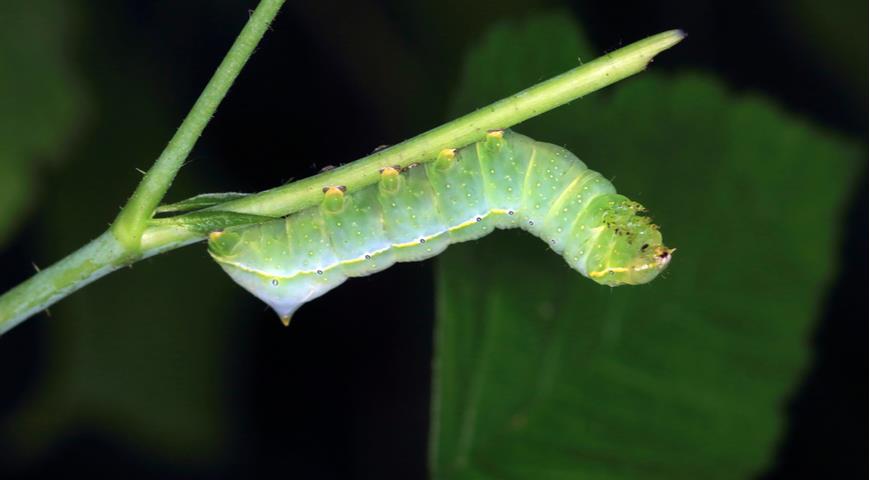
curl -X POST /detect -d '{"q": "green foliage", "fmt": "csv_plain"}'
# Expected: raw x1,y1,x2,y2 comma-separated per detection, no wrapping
431,13,859,479
0,1,86,246
2,13,238,464
1,4,860,476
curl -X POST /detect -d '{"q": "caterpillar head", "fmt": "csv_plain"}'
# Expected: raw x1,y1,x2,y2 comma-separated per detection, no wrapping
584,197,673,287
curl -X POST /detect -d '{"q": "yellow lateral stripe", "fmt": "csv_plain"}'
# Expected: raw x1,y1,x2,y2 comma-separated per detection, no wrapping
589,260,665,278
447,210,501,232
209,244,390,280
447,218,479,232
213,210,514,280
589,267,629,278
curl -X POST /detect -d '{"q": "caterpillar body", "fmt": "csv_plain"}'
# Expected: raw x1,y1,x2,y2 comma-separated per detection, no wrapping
208,130,673,325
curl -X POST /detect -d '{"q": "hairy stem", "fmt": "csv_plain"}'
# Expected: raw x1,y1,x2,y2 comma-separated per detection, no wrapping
110,0,286,252
0,0,287,335
0,29,685,335
217,30,686,218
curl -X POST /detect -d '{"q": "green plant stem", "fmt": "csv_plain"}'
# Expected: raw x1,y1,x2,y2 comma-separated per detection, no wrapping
217,29,686,218
0,0,286,335
111,0,286,252
0,29,685,335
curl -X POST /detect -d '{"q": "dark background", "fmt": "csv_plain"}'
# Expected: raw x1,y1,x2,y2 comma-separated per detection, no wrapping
0,0,865,478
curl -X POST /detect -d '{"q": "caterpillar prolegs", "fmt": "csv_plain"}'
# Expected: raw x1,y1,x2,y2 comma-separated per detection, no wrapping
208,130,673,324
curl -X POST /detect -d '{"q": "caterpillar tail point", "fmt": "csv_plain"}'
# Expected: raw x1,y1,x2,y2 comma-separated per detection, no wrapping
280,314,292,327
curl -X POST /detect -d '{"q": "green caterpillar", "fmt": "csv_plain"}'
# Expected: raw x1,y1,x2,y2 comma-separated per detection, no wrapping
208,130,673,325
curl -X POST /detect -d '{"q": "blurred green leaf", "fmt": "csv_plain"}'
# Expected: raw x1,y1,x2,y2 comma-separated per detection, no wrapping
431,13,859,479
3,13,240,466
0,1,86,246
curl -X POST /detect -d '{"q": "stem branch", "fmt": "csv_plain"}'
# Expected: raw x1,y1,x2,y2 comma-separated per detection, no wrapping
110,0,286,252
0,29,685,335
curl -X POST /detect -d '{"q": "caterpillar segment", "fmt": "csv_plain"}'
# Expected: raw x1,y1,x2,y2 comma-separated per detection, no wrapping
208,130,673,324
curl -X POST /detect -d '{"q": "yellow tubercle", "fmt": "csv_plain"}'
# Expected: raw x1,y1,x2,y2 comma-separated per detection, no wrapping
589,267,630,278
323,186,345,197
322,186,347,214
434,148,457,171
379,166,400,177
379,166,401,194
